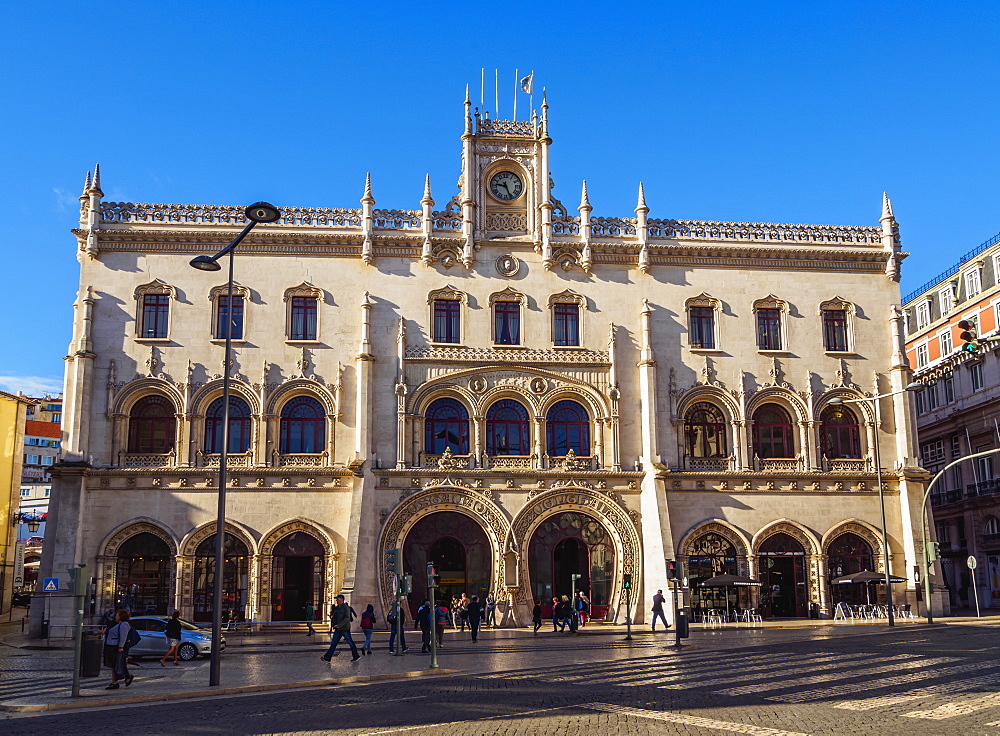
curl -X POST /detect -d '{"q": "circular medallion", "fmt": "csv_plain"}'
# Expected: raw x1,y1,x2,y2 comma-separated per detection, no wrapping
496,255,520,277
489,171,523,202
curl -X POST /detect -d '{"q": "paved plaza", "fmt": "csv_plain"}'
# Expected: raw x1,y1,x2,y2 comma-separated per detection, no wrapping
4,619,1000,734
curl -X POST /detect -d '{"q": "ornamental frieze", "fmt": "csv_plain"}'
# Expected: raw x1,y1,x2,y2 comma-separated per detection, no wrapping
404,346,609,365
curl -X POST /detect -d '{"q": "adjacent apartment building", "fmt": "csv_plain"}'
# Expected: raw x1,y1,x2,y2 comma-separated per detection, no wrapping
0,390,31,614
904,231,1000,610
38,92,936,634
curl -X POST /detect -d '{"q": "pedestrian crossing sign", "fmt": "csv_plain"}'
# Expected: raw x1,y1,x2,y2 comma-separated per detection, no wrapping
43,578,59,592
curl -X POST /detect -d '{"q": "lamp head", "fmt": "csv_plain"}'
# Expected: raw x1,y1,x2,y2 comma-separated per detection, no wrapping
189,255,222,271
827,398,844,405
244,202,282,223
904,381,924,392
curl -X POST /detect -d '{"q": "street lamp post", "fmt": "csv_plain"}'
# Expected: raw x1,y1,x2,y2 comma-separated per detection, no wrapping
189,202,281,687
918,448,1000,623
828,381,922,627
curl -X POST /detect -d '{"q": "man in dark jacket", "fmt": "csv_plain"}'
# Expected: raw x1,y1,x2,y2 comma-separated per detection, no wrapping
416,599,433,652
466,595,484,642
320,594,360,662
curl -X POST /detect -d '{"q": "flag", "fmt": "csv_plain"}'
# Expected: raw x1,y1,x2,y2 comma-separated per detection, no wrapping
520,73,533,94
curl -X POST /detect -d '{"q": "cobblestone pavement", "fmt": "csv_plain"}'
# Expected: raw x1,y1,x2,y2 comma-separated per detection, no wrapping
5,623,1000,734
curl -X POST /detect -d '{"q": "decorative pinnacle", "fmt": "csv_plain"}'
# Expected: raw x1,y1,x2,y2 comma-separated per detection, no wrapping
362,172,374,203
881,191,895,221
88,163,103,195
465,84,470,105
82,171,91,196
579,180,591,210
421,173,434,205
636,182,648,212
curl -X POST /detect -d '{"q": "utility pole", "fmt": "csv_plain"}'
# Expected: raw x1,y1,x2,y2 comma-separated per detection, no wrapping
427,562,439,669
69,563,87,698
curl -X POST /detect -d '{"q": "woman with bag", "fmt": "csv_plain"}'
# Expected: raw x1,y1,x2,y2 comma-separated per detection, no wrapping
359,604,376,655
104,609,139,689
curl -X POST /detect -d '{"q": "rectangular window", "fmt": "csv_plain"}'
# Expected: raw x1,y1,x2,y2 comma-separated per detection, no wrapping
914,390,926,415
494,302,520,345
290,297,317,341
689,307,715,349
943,375,955,403
41,456,54,466
553,303,580,347
940,330,953,356
940,288,954,316
966,268,982,298
936,523,951,544
924,383,938,411
24,454,41,465
921,439,946,464
971,361,985,392
20,488,29,497
756,308,782,350
216,295,245,340
823,309,849,351
141,294,170,339
915,301,930,329
915,342,929,368
433,299,461,343
950,464,963,492
51,414,60,423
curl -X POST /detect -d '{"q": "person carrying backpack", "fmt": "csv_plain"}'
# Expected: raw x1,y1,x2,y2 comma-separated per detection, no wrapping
104,609,140,689
359,604,376,655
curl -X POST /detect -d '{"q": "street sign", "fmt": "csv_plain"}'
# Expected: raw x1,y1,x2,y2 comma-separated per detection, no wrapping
43,578,59,592
968,555,978,570
13,541,25,588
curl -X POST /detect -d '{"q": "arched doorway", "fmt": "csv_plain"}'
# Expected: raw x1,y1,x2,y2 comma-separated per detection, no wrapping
402,512,491,614
758,532,808,617
115,532,171,614
687,532,743,617
528,512,614,620
827,532,876,606
193,533,249,623
271,532,325,622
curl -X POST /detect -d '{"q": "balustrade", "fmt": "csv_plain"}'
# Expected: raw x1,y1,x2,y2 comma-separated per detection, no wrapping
119,451,175,468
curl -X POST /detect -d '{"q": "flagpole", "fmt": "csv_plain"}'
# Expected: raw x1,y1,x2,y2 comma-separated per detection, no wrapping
513,68,518,120
529,69,534,116
480,68,484,110
495,68,499,118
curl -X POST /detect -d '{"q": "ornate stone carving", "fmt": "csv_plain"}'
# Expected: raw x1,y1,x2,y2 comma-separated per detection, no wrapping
495,255,520,277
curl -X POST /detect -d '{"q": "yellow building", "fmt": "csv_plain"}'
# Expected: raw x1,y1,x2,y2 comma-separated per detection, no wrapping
0,390,31,614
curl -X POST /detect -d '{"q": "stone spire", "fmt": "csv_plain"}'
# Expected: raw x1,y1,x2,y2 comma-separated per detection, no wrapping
464,84,472,136
881,191,895,222
579,180,593,274
420,174,434,266
81,171,91,196
88,163,103,196
361,173,375,265
880,191,901,282
579,180,591,210
421,173,433,206
636,182,648,213
362,172,375,204
636,182,650,274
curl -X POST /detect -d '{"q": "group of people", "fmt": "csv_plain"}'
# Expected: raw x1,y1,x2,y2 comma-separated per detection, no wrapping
446,592,498,630
531,591,590,634
102,609,185,690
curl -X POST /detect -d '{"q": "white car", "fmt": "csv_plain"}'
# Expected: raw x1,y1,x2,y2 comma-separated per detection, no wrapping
128,616,226,660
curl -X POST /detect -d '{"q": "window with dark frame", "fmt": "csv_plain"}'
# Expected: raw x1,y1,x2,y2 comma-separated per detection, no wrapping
823,309,849,351
204,396,252,454
127,395,176,454
486,399,530,455
756,308,782,350
494,301,520,345
279,396,325,454
553,303,580,346
819,406,861,459
141,294,170,339
424,398,470,455
545,400,590,455
684,402,728,458
216,295,245,340
433,299,461,343
290,297,318,341
752,405,794,459
689,307,715,349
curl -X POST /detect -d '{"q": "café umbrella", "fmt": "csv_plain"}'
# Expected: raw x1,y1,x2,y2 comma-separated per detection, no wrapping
831,570,907,605
698,574,762,621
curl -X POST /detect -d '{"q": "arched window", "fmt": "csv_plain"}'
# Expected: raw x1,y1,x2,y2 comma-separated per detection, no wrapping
820,406,861,459
205,396,253,454
753,405,794,459
486,399,530,456
985,517,1000,537
115,532,171,614
424,398,470,455
279,397,325,454
193,533,249,623
684,402,728,458
127,395,176,453
546,400,590,456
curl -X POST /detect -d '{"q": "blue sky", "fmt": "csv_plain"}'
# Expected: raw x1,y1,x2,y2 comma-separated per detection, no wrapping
1,1,998,396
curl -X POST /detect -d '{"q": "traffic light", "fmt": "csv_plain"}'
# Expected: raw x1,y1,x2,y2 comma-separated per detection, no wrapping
386,547,398,574
927,541,941,563
622,573,632,589
666,560,677,580
958,320,980,354
402,574,413,595
427,563,439,589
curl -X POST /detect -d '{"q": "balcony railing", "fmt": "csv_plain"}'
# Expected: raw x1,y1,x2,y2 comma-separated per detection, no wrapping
273,452,328,468
545,452,596,471
982,533,1000,546
197,451,254,468
119,451,175,468
421,452,473,470
683,457,733,472
967,479,1000,497
757,457,801,472
482,455,537,470
825,457,871,473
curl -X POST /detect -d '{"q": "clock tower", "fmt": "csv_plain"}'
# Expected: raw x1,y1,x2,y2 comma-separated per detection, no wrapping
459,88,554,260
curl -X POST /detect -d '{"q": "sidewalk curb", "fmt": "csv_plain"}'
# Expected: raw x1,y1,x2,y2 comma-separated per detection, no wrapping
0,668,460,714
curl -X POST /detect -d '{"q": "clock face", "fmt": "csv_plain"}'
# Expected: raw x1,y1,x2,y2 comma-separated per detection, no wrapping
489,171,523,202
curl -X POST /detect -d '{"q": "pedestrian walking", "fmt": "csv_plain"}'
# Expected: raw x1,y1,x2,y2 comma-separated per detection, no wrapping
551,596,561,631
387,599,408,652
417,599,432,653
651,589,670,631
457,593,470,632
104,609,139,689
450,596,460,628
320,594,361,662
359,604,376,655
305,601,316,636
559,595,575,633
575,591,590,627
485,592,497,627
160,610,182,667
467,595,483,642
532,600,543,635
435,601,450,647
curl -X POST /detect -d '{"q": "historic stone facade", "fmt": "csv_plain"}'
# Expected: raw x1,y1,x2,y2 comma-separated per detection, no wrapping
36,91,939,634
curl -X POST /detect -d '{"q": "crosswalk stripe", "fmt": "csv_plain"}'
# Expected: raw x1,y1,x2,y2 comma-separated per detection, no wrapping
659,652,891,691
904,692,1000,720
833,671,1000,711
579,702,809,735
715,654,925,696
